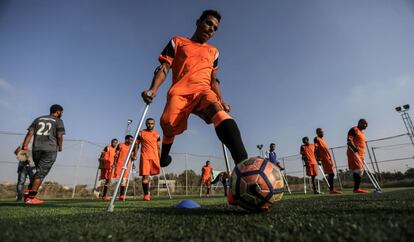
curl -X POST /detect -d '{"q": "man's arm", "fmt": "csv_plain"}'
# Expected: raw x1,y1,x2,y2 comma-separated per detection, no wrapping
57,132,63,152
313,137,321,161
22,130,33,150
347,128,358,152
300,146,308,166
211,70,230,112
142,62,171,104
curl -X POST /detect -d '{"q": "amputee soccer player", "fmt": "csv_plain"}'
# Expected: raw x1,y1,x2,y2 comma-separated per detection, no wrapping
200,161,213,197
300,137,319,194
135,118,161,201
314,128,342,194
113,135,136,200
99,138,118,200
21,104,65,204
347,119,369,193
264,143,285,170
140,10,248,173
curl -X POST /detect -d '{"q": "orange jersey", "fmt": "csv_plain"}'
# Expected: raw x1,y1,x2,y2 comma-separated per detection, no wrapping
102,145,117,167
314,137,334,174
113,143,134,179
159,36,219,96
314,137,332,162
136,130,160,161
300,144,317,165
201,164,212,181
347,126,366,169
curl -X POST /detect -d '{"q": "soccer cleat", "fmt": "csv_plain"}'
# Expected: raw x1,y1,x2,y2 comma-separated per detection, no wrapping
102,196,112,201
160,155,172,167
329,189,343,195
143,194,151,201
118,195,126,201
353,188,369,193
25,197,44,204
226,192,236,205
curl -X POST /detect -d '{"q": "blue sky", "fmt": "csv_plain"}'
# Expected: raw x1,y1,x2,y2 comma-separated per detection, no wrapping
1,0,414,177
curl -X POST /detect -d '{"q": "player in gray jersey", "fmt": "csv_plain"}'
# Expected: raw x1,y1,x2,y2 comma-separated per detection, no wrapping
21,104,65,204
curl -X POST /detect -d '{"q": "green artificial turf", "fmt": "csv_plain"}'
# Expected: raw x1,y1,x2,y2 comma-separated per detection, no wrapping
1,188,413,242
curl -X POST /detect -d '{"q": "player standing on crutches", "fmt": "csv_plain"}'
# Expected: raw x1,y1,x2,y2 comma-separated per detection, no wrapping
134,117,162,201
107,105,149,212
300,137,319,194
346,119,379,193
314,128,342,194
140,10,248,205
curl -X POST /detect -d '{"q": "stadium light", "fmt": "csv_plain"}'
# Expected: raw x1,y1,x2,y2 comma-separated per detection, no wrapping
125,119,133,135
395,104,414,148
403,104,410,110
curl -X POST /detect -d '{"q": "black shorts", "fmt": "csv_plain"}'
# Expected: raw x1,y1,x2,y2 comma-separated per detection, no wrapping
32,150,57,179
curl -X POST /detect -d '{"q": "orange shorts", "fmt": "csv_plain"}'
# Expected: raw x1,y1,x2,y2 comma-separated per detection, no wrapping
321,158,334,174
160,89,231,139
140,159,160,176
201,177,211,186
112,161,132,180
100,168,113,180
347,149,364,170
306,163,318,177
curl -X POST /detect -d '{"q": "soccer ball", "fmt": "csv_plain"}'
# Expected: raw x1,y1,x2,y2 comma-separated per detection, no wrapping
230,157,284,211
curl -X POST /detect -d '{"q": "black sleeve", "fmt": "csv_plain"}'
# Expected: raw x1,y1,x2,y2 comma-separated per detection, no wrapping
313,137,318,144
161,40,175,59
103,146,108,152
347,128,356,139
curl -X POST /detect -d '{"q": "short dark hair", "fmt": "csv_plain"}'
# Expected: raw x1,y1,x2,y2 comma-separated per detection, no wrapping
316,128,322,133
111,138,118,142
125,135,133,140
146,118,155,122
50,104,63,114
199,9,221,22
270,143,276,146
302,137,309,143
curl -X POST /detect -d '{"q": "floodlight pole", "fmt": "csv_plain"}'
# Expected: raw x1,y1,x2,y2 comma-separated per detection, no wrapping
396,105,414,148
125,119,133,135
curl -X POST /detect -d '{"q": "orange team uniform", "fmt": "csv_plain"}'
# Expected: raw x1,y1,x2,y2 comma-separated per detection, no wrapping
113,143,134,179
100,145,117,180
301,144,318,177
347,126,366,170
159,36,232,142
201,164,212,185
314,137,335,174
137,130,161,176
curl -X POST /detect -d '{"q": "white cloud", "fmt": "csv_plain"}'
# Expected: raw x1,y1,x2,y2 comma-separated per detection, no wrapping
0,79,13,91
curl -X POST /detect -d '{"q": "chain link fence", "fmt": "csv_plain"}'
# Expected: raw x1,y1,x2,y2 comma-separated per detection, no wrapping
0,131,413,198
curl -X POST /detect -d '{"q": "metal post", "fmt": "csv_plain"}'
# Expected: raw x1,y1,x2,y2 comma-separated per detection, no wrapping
401,112,414,148
72,141,84,199
303,165,307,195
330,148,343,190
371,147,383,184
157,174,160,196
92,166,100,198
185,153,188,196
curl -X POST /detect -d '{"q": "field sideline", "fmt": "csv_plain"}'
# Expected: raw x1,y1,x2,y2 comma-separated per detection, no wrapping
1,188,413,242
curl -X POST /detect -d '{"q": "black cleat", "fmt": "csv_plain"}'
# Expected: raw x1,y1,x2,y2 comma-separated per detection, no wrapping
160,155,172,167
